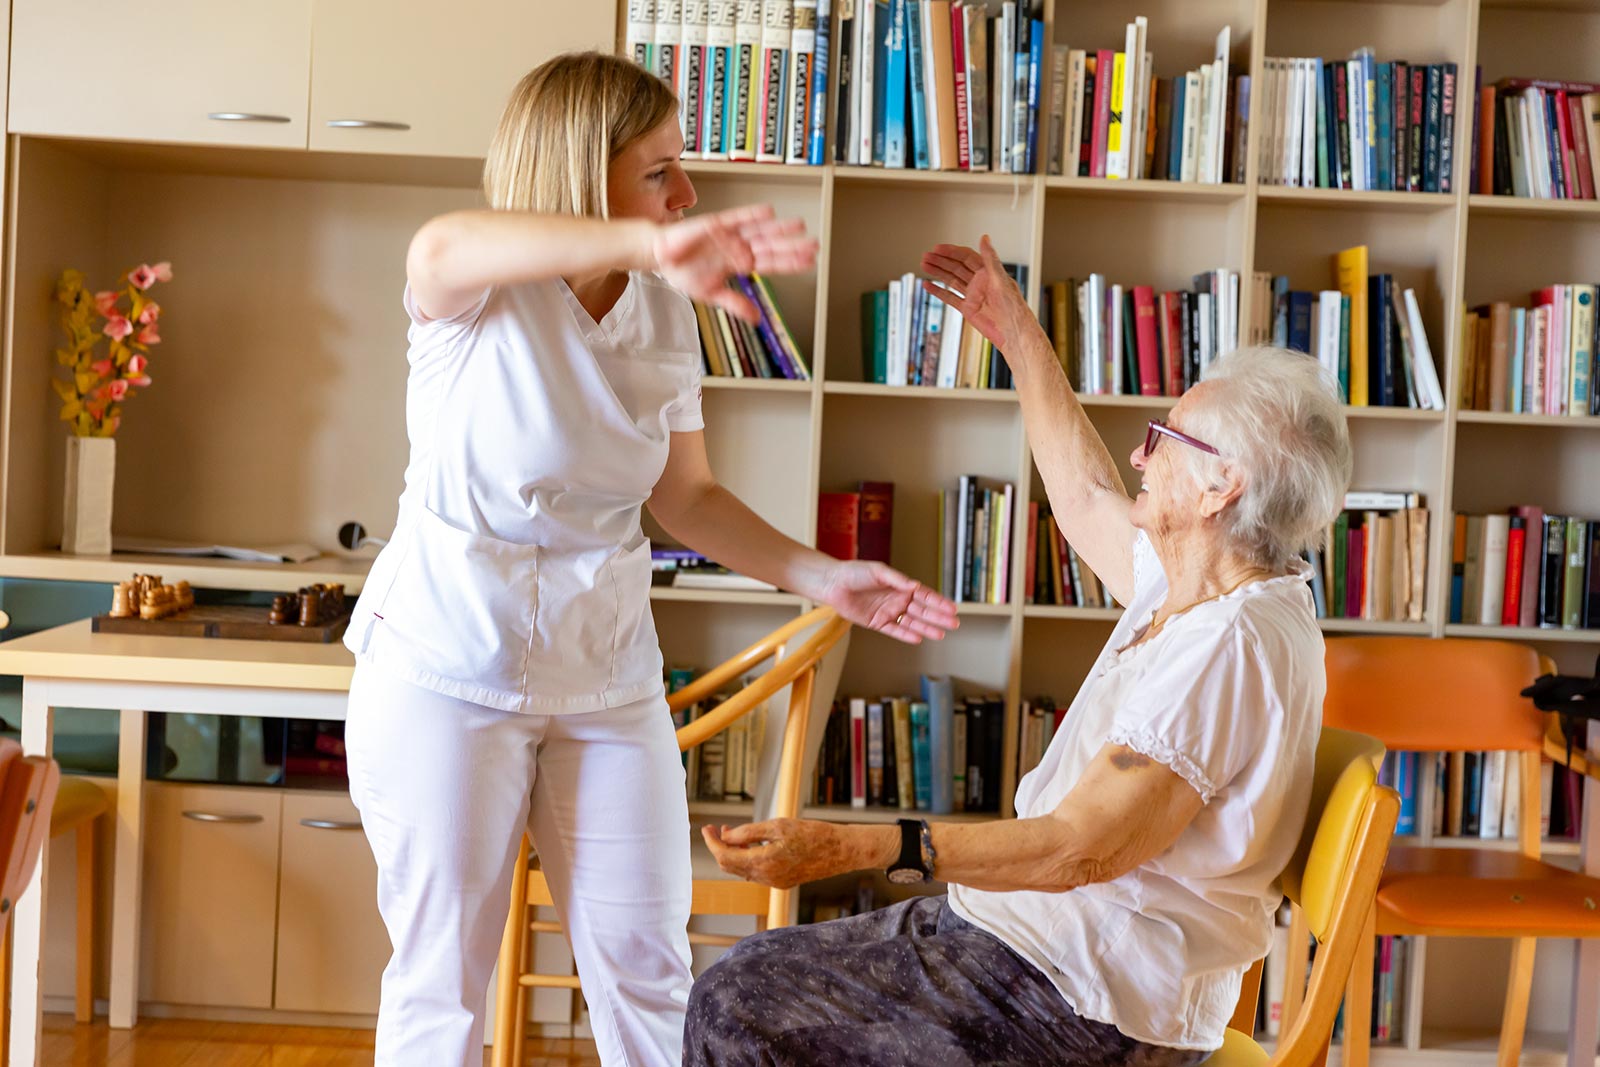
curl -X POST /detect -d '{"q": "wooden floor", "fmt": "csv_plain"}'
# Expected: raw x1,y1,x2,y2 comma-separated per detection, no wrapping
40,1014,603,1066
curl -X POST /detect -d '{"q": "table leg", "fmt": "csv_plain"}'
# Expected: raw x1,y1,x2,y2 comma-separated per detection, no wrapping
1570,722,1600,1067
10,683,53,1067
108,710,146,1030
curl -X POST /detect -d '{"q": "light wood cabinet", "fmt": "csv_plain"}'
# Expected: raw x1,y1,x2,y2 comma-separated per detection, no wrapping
8,0,313,148
308,0,617,159
139,784,281,1009
274,793,389,1014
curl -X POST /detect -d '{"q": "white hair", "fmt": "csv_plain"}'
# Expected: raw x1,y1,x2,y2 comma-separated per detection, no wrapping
1178,346,1354,569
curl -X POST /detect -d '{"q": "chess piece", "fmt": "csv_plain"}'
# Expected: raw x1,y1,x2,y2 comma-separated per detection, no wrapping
299,590,319,627
110,582,134,618
175,581,194,610
269,595,290,625
139,590,160,620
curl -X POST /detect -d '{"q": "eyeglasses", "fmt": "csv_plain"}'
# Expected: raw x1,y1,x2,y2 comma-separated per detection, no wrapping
1143,419,1221,458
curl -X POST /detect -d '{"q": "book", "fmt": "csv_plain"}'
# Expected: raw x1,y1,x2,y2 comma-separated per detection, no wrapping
857,480,894,563
817,491,861,559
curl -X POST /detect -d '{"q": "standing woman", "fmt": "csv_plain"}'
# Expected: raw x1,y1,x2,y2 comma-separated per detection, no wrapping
342,52,958,1067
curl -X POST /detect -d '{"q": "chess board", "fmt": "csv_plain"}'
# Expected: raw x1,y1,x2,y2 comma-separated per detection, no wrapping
91,603,352,643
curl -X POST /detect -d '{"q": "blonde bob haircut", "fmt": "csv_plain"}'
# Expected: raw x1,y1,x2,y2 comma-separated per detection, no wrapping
483,51,679,219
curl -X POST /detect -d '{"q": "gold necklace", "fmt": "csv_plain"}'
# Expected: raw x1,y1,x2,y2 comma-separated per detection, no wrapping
1130,569,1279,648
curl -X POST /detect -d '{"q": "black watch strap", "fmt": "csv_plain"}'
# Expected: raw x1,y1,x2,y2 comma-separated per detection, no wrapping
888,817,931,883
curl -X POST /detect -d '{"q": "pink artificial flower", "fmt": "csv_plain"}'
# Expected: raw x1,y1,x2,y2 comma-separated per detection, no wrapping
107,379,129,401
137,323,160,345
150,262,172,283
103,314,133,341
85,400,105,420
93,382,115,401
128,265,155,290
127,354,148,375
90,359,113,377
124,374,152,388
138,301,160,325
93,291,119,316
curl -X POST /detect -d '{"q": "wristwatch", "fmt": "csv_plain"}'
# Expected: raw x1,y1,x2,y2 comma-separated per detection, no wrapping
886,817,934,885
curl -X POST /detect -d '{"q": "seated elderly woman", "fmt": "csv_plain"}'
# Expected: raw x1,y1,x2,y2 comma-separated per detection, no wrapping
685,237,1353,1067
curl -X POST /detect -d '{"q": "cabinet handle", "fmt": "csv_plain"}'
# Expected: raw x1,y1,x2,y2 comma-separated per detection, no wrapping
181,810,264,824
207,112,293,124
300,818,363,831
325,119,411,131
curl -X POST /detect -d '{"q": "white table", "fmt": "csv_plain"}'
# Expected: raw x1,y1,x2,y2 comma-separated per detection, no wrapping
0,620,353,1066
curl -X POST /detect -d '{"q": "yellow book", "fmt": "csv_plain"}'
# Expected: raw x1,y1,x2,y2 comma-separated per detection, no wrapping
1106,52,1126,179
1334,245,1370,405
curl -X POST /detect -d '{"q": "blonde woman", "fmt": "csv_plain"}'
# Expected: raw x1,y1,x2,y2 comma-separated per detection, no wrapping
341,52,959,1067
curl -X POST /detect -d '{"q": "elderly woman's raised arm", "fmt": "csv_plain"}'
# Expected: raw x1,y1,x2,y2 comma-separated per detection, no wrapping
921,238,1137,604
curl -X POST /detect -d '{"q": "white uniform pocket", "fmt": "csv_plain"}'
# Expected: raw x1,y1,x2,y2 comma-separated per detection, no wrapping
375,507,538,700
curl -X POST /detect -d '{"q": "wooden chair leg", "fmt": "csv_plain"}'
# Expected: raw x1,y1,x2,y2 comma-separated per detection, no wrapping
75,820,95,1023
1281,904,1311,1033
491,837,531,1067
1342,906,1377,1067
1,916,11,1067
1498,937,1536,1067
509,911,529,1061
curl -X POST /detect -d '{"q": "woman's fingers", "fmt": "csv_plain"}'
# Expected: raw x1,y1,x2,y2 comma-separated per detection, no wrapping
707,285,762,325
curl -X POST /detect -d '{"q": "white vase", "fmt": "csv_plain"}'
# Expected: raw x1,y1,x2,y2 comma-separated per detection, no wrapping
62,436,115,556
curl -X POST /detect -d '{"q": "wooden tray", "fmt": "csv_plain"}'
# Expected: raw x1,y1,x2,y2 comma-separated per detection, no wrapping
91,604,352,643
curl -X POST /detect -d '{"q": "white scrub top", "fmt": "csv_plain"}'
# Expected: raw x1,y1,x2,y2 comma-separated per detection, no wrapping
949,531,1324,1051
344,271,704,714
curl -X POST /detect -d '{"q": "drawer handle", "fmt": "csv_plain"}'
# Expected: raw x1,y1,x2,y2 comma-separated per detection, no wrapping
300,818,363,831
207,112,293,124
181,811,264,824
326,119,411,131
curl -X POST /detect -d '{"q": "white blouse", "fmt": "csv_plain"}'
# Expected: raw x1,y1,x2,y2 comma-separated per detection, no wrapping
949,531,1324,1051
345,272,703,714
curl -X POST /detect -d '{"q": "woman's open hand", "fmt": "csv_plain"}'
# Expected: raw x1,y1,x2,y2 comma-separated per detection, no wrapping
653,205,818,324
702,819,873,889
817,560,959,645
919,234,1033,352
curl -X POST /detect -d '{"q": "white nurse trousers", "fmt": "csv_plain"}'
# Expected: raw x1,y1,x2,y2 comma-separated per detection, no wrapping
344,662,693,1067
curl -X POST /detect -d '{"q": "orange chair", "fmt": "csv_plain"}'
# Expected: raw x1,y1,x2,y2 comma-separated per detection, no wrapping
489,607,851,1067
1313,637,1589,1067
0,738,61,1061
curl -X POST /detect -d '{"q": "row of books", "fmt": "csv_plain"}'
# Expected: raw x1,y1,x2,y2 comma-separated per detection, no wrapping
1015,695,1060,783
1460,287,1598,417
630,0,831,165
817,481,894,563
650,547,779,592
1306,493,1430,624
1476,76,1600,201
1258,53,1458,193
859,266,1022,389
811,679,1004,813
837,1,1047,173
803,876,883,923
1389,749,1585,841
1449,511,1599,630
691,274,811,379
1041,270,1240,397
1047,20,1241,185
1023,505,1116,610
1259,920,1411,1043
1259,246,1446,409
667,666,770,801
939,476,1014,604
1266,276,1445,410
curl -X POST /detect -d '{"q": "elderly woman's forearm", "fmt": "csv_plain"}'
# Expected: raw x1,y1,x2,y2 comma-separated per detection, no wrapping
841,815,1114,894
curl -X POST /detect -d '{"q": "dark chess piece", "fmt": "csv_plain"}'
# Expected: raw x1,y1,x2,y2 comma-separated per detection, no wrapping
298,589,319,627
269,595,290,625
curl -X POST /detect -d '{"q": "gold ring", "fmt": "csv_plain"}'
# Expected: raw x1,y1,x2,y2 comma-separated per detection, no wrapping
895,612,906,625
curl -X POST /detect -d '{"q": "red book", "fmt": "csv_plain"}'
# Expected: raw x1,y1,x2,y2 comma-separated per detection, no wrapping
1502,517,1527,625
1090,49,1114,177
1569,92,1597,199
1555,90,1580,199
816,492,860,560
1160,291,1183,396
1030,499,1043,601
1346,526,1365,619
850,704,866,808
1515,505,1545,627
857,481,894,563
1478,85,1496,195
950,4,971,171
1132,285,1161,396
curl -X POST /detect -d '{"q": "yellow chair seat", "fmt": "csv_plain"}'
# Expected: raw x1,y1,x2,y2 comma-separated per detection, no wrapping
1197,1028,1270,1067
50,777,110,836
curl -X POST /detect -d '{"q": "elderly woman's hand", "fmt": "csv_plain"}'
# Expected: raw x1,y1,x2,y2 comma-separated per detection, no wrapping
702,819,886,889
919,235,1035,353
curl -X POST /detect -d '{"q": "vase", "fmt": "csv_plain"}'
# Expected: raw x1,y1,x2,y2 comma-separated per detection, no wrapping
62,435,115,556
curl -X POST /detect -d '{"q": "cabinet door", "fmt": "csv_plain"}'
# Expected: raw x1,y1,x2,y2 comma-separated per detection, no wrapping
139,784,281,1009
308,0,616,159
9,1,312,148
274,792,391,1014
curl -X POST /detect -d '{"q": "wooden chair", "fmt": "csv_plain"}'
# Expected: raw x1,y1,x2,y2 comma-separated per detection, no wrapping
1201,727,1400,1067
1303,637,1594,1067
489,607,851,1067
0,738,62,1062
44,779,110,1022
